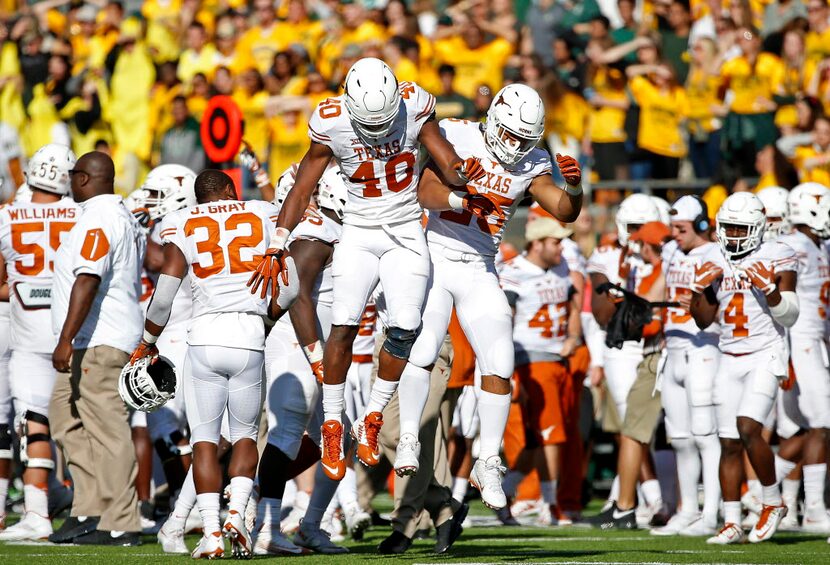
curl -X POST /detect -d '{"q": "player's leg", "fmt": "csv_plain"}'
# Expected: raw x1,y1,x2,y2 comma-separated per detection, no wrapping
686,345,721,534
0,317,10,530
323,225,380,477
453,262,514,510
183,345,230,558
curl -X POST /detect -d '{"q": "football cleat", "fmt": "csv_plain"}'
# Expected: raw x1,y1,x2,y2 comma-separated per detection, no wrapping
343,504,372,541
678,516,718,537
157,518,188,554
469,456,507,510
802,510,830,534
651,512,699,536
352,412,383,467
320,420,346,481
253,526,303,555
223,509,253,558
748,504,787,543
0,511,52,541
394,433,420,477
549,504,573,526
191,531,225,559
293,520,349,554
706,523,746,545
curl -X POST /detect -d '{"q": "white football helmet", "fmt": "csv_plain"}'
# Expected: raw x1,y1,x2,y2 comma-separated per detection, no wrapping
26,143,76,196
118,356,177,413
756,186,791,240
317,165,347,220
651,196,671,225
132,164,197,220
716,192,766,261
343,57,401,142
813,192,830,239
273,163,299,208
485,83,545,166
788,182,830,236
616,193,660,246
14,183,32,203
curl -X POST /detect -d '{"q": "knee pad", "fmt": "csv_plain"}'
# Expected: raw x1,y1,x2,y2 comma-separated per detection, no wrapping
154,430,192,462
382,327,419,359
0,424,11,460
690,405,717,437
20,411,54,470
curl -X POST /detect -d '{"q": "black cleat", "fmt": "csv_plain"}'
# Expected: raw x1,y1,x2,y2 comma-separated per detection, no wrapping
378,530,412,554
49,516,99,543
435,502,468,554
73,529,141,546
585,503,637,530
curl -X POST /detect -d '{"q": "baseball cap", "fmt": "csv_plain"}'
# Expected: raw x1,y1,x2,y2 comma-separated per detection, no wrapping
670,195,705,222
629,221,671,246
525,218,573,242
76,4,99,23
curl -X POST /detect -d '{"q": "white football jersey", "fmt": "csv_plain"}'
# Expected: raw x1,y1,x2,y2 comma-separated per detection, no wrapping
779,230,830,339
586,245,656,292
663,241,720,349
307,81,436,227
0,200,78,353
502,255,572,363
702,241,798,354
426,119,552,257
562,238,587,277
160,199,279,350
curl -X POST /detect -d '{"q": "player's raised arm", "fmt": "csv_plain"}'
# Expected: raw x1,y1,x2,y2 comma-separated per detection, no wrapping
527,154,583,224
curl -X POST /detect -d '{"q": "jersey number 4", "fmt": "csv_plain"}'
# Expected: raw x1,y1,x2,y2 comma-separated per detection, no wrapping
724,293,749,338
184,213,263,279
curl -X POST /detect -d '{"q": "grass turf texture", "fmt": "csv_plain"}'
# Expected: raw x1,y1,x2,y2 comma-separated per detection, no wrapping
1,497,827,564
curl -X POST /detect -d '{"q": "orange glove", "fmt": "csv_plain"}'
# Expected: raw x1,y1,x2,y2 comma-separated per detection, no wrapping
130,340,158,366
248,248,290,299
745,261,776,296
454,157,486,183
463,191,505,221
556,153,582,187
690,261,723,293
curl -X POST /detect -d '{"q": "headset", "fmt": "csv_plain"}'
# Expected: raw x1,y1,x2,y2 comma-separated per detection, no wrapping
679,194,710,234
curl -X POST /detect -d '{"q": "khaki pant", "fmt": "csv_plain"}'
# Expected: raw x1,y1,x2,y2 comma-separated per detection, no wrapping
50,345,140,532
621,351,662,444
363,334,458,538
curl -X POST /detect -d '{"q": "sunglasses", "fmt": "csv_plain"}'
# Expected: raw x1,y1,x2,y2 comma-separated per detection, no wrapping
68,168,87,176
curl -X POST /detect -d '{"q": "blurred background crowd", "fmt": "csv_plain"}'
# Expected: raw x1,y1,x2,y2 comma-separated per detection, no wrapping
1,0,830,244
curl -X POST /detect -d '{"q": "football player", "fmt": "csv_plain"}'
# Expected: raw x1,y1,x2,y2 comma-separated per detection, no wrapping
392,83,582,509
0,144,78,540
499,218,582,524
651,195,722,537
690,192,798,544
130,170,288,559
247,57,488,481
775,183,830,533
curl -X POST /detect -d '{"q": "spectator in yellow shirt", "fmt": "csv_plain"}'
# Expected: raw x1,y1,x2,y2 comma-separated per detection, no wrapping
264,51,306,96
232,68,269,163
186,72,210,121
686,37,725,179
214,15,240,69
177,22,220,86
806,0,830,61
793,115,830,184
433,21,514,99
235,0,288,75
142,0,183,64
268,109,309,178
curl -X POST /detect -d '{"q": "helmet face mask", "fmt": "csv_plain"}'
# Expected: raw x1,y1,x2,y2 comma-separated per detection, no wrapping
343,57,401,143
715,192,766,261
137,164,197,220
118,356,176,413
615,194,660,246
484,84,545,167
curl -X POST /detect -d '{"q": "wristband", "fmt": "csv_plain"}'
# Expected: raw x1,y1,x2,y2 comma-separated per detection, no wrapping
447,191,467,210
142,329,158,344
565,182,583,196
303,341,324,364
254,169,270,188
272,227,290,250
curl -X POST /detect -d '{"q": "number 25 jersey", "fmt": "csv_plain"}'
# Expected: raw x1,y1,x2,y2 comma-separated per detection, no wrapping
160,199,279,350
308,81,436,227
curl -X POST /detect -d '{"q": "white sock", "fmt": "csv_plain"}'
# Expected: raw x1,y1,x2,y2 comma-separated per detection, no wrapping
724,500,742,525
293,489,310,514
671,438,701,516
196,492,221,534
608,475,620,503
502,469,526,499
256,497,281,534
323,383,346,423
398,364,430,438
696,433,721,524
540,480,558,505
23,484,48,518
365,377,398,415
761,482,782,506
229,476,254,515
0,478,8,515
641,479,662,507
452,477,468,503
804,463,827,514
305,465,339,529
336,466,358,510
782,478,800,503
477,390,510,460
774,455,797,484
747,479,762,501
169,469,197,527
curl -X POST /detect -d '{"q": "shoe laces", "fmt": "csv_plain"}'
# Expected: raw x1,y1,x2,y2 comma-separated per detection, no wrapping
755,504,779,529
718,523,739,536
483,458,506,490
323,424,342,461
364,413,382,452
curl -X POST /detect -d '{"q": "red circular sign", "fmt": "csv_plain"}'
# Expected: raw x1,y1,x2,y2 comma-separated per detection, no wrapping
200,95,243,163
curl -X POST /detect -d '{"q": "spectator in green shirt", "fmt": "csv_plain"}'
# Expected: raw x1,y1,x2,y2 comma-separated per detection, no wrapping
434,64,477,121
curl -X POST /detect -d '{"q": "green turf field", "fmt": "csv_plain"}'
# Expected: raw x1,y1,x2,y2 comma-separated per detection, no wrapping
1,498,827,565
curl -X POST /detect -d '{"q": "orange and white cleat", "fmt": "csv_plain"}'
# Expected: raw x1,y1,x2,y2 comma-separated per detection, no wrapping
706,523,746,545
352,412,383,467
191,531,225,559
748,504,788,543
321,420,346,481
